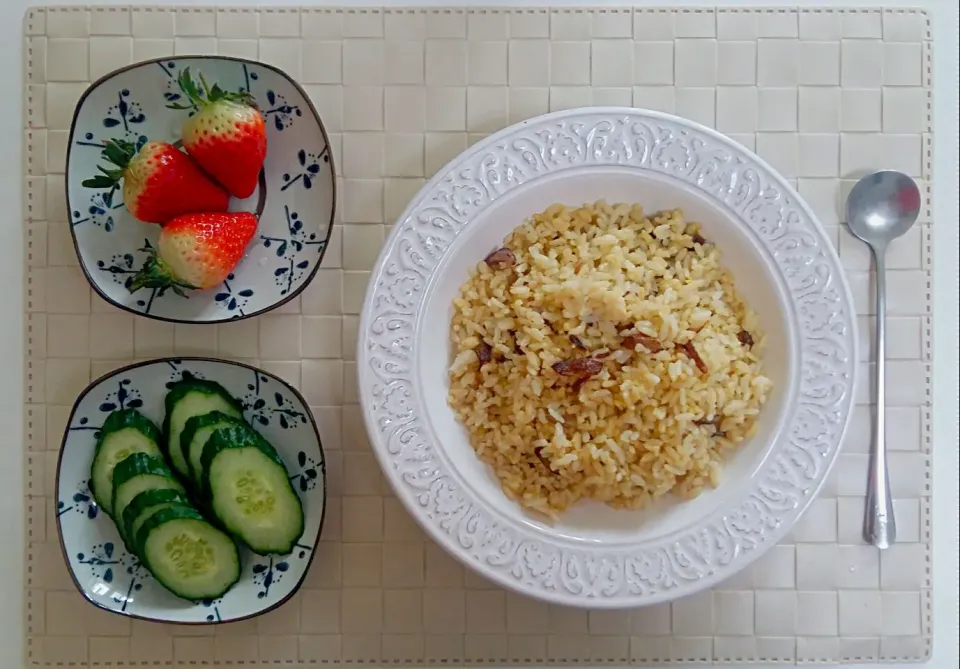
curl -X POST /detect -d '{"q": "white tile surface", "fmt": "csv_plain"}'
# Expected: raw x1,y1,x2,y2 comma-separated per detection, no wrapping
632,9,675,41
384,85,426,132
591,39,633,86
507,38,549,86
842,39,884,88
633,41,673,85
757,38,799,86
550,41,590,85
716,86,757,132
757,87,797,131
756,132,799,178
841,88,883,131
884,42,924,85
675,8,715,38
716,40,756,85
425,39,467,86
717,11,757,41
800,10,843,41
17,6,938,667
797,591,839,636
883,87,927,133
799,87,841,133
675,87,714,128
674,38,717,86
384,41,424,85
799,40,840,85
633,85,674,114
468,40,507,85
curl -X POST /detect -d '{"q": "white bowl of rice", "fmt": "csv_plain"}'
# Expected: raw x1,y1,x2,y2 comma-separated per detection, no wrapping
430,172,789,538
359,108,856,607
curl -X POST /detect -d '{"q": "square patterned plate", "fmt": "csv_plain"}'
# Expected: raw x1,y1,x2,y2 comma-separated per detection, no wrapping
55,357,327,624
65,56,336,323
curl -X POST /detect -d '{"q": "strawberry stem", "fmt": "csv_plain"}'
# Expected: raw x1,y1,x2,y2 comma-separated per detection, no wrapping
128,248,196,298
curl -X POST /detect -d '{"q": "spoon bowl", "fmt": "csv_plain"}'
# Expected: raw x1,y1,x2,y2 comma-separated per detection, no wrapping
845,170,921,249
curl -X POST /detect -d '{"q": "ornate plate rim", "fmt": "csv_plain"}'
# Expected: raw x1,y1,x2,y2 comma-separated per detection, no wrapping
63,55,338,325
53,356,328,624
357,107,858,608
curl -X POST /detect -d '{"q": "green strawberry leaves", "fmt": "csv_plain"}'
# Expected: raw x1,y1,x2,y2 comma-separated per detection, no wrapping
168,67,257,112
101,139,137,168
81,174,118,189
82,139,136,190
167,68,203,111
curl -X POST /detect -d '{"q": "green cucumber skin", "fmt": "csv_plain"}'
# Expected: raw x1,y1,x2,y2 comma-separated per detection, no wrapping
198,424,285,500
200,424,305,555
120,488,193,554
88,409,162,515
99,409,163,444
134,506,241,601
179,411,247,488
162,378,243,450
110,452,173,485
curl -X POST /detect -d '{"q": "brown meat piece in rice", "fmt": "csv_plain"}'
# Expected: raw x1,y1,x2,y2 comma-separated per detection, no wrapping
484,247,516,269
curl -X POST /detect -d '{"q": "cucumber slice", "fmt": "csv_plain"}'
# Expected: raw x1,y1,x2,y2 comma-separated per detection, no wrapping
111,453,185,544
135,506,241,601
163,378,244,478
201,424,304,555
120,488,193,555
180,411,247,489
89,410,163,517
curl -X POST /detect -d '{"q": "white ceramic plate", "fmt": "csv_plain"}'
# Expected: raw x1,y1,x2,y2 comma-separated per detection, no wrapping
65,56,336,323
55,358,326,624
358,108,857,608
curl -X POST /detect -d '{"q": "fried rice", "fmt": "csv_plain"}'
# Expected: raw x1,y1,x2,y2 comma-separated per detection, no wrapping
447,201,773,517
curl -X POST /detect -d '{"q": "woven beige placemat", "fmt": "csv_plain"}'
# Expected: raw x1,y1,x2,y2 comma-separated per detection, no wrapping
22,5,933,667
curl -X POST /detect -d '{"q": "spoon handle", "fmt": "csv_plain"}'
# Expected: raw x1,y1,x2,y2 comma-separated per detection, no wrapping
864,249,896,549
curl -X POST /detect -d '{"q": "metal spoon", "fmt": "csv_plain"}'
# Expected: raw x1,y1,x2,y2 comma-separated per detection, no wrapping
844,170,921,550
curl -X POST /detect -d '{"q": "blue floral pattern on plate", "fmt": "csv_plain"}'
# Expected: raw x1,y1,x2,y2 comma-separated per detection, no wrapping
65,57,336,323
55,358,326,624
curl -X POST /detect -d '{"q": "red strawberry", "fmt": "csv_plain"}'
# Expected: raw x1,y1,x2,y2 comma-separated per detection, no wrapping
128,212,258,295
82,139,229,225
170,68,267,199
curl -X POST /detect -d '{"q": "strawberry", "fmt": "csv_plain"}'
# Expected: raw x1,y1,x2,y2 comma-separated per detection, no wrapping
170,68,267,199
82,139,229,225
128,212,258,295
